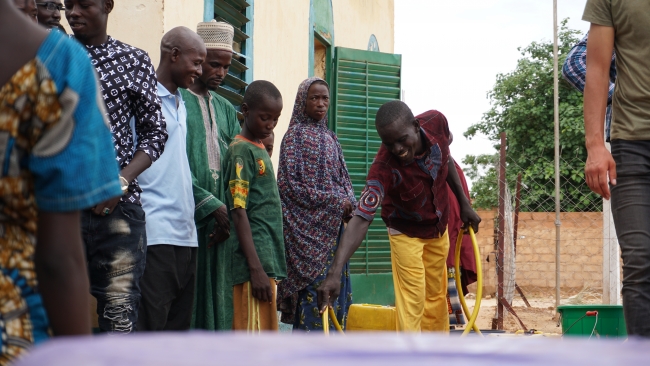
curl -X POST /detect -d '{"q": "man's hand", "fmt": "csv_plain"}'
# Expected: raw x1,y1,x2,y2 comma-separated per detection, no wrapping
460,203,481,234
208,205,230,247
342,199,353,223
317,273,341,314
585,144,616,200
92,196,121,216
249,267,272,303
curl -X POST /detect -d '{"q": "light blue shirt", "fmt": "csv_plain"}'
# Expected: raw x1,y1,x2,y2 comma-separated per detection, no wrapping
139,83,198,247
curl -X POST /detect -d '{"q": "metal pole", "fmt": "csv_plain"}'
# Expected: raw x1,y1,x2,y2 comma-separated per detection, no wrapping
495,132,506,330
553,0,562,310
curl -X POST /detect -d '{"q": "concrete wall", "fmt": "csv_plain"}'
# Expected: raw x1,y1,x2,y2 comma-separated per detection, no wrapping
61,0,204,67
61,0,395,170
255,0,395,170
470,210,604,296
332,0,394,53
252,0,311,170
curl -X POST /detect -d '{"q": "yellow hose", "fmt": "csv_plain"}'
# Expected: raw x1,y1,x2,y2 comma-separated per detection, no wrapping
454,227,483,336
322,306,344,335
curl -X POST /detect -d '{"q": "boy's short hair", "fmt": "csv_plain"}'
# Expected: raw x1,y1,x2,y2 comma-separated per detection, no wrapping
375,100,415,128
242,80,282,108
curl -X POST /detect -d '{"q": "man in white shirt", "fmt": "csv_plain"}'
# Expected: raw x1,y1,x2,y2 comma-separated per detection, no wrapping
138,27,206,330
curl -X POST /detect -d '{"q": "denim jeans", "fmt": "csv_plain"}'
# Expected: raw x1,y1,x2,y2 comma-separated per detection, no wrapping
82,202,147,334
611,140,650,337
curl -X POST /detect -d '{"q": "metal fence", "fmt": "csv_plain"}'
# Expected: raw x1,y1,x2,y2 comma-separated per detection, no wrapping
467,133,616,334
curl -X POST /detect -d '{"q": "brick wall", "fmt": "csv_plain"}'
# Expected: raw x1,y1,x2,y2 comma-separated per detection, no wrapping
468,209,603,295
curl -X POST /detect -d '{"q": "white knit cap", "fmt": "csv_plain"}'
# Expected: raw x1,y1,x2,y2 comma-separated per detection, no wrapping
196,20,234,52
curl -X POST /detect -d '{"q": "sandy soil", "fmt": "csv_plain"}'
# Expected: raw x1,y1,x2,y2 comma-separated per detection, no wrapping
460,289,604,334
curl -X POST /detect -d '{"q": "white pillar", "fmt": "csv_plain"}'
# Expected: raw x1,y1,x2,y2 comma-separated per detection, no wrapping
602,143,621,305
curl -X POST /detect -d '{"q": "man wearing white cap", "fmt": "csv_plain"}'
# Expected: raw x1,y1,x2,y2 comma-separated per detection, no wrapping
181,20,241,330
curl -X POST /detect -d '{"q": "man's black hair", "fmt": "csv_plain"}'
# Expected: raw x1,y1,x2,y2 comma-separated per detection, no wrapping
242,80,282,108
375,100,415,129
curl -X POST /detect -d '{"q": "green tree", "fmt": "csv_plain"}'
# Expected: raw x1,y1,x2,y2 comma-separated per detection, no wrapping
464,20,600,212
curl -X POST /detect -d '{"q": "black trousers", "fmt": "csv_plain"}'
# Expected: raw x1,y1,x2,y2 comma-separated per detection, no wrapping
137,245,197,331
611,140,650,337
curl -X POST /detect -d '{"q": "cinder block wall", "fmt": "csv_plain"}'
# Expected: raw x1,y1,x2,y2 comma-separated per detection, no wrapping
469,210,604,296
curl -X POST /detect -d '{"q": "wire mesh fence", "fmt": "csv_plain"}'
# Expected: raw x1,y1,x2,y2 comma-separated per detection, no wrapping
464,133,613,334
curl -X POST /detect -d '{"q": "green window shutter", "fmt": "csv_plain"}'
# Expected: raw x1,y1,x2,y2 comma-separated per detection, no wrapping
212,0,252,119
331,47,402,274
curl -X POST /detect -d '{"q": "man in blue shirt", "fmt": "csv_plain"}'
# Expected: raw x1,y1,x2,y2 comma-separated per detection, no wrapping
137,27,206,331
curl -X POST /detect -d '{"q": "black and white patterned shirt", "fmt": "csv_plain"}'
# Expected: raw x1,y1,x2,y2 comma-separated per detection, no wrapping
84,36,167,205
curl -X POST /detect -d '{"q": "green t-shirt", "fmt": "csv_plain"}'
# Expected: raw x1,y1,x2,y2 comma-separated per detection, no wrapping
583,0,650,140
224,135,287,285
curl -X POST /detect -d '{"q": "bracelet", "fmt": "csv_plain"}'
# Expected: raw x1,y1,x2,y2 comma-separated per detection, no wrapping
119,175,129,194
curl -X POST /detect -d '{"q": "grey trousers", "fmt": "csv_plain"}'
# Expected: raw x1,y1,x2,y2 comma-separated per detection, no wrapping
611,140,650,337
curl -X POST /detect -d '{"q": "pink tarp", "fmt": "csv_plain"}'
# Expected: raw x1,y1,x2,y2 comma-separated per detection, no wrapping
15,332,650,366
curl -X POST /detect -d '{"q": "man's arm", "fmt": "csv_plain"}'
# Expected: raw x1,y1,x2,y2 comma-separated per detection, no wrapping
132,57,167,169
35,211,90,335
317,216,371,312
90,150,152,215
232,208,272,303
92,57,166,216
584,23,616,199
446,157,481,233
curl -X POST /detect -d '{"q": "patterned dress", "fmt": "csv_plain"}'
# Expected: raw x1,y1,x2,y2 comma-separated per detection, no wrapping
277,78,356,330
0,31,121,363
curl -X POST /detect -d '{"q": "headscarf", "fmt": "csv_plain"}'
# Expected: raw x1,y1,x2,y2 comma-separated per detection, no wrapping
276,78,356,322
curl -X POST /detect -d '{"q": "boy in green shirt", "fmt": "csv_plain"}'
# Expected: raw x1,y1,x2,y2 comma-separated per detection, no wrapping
224,80,286,331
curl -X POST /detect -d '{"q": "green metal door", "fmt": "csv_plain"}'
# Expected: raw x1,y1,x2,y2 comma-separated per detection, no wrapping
331,47,402,279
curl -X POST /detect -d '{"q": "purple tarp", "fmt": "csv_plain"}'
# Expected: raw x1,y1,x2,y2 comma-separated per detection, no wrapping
15,332,650,366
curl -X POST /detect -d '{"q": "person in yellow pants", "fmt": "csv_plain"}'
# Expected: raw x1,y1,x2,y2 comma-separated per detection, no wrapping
390,230,450,331
317,101,481,332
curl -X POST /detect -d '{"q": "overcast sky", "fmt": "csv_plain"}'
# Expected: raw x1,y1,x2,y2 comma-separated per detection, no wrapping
394,0,590,185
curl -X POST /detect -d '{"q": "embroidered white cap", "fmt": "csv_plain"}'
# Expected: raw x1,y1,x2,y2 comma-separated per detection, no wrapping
196,20,234,52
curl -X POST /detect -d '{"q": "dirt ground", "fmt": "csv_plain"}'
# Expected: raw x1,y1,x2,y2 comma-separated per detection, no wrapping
464,298,561,334
461,288,604,334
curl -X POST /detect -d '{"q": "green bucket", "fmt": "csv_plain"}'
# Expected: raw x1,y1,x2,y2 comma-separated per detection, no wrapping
557,305,626,337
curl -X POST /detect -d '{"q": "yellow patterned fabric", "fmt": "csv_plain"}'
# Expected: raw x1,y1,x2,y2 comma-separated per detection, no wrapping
228,158,249,209
0,30,121,363
0,59,58,364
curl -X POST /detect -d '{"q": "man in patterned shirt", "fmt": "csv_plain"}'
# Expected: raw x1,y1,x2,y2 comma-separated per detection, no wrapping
65,0,167,333
562,32,616,142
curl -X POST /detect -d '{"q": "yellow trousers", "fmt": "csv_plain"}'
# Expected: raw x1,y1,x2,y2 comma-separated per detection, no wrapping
389,230,450,332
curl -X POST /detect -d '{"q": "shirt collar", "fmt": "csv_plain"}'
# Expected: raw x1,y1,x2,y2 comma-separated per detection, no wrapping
413,127,433,161
157,82,182,100
82,35,116,50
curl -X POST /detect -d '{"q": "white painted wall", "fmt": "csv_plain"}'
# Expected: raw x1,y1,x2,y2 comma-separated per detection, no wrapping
61,0,204,67
333,0,394,53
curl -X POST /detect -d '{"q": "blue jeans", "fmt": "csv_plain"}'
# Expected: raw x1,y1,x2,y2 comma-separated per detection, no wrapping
82,202,147,334
611,140,650,337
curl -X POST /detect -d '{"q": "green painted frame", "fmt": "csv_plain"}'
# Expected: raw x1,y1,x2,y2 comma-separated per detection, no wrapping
309,0,334,83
